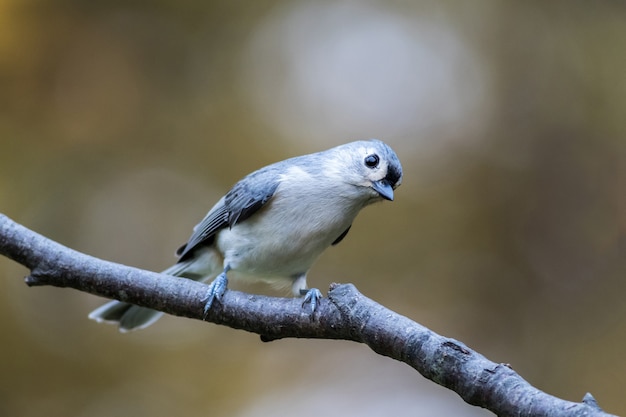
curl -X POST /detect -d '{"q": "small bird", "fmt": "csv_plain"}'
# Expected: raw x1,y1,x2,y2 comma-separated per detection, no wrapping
89,139,403,331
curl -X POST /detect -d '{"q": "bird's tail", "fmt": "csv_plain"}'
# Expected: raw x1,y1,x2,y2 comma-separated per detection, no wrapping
88,299,164,333
88,259,212,332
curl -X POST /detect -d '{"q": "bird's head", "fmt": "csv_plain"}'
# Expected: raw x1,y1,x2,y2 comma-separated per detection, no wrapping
328,139,403,202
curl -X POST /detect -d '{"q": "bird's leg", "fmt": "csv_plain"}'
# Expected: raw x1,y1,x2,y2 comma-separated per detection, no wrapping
300,288,322,312
202,265,230,318
293,274,321,312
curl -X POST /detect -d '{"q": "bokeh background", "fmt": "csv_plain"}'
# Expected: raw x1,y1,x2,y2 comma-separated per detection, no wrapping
1,1,625,416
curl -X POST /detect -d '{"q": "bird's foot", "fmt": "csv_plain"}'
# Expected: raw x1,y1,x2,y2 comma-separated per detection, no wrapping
202,273,228,319
300,288,322,313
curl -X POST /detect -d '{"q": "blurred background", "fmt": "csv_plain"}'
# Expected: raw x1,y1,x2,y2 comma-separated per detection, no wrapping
1,0,625,416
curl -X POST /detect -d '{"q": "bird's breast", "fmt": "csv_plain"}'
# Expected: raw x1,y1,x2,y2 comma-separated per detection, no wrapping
216,189,362,278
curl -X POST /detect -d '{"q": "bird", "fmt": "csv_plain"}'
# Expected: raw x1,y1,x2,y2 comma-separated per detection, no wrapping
88,139,403,332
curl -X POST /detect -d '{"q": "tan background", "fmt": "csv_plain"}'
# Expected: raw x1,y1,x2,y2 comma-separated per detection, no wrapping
1,1,625,416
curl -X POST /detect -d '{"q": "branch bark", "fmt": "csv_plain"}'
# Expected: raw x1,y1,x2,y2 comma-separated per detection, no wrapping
0,213,617,417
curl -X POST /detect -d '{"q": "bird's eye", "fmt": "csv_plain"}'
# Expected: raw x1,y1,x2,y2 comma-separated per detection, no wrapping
364,154,379,168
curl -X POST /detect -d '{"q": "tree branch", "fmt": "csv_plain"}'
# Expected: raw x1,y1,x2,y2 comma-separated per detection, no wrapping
0,213,617,417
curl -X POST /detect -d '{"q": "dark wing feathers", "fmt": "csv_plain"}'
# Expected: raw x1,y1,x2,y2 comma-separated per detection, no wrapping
225,178,280,227
176,205,229,259
176,168,282,261
331,225,352,246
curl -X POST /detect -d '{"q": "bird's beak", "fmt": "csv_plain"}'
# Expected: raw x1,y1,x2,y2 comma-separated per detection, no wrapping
372,179,394,201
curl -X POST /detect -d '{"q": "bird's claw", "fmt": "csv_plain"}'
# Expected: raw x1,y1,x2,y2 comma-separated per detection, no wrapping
202,273,228,319
300,288,322,313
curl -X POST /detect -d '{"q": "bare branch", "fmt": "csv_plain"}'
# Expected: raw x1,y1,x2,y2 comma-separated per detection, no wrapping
0,213,617,417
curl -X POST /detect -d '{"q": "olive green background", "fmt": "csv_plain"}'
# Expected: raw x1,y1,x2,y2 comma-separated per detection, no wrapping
1,1,625,416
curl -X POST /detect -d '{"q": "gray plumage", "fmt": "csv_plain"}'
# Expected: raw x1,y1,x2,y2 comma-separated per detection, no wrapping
89,139,403,332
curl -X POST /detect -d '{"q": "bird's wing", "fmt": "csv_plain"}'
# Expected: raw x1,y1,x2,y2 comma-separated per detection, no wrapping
176,168,281,261
331,225,352,246
223,167,282,227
